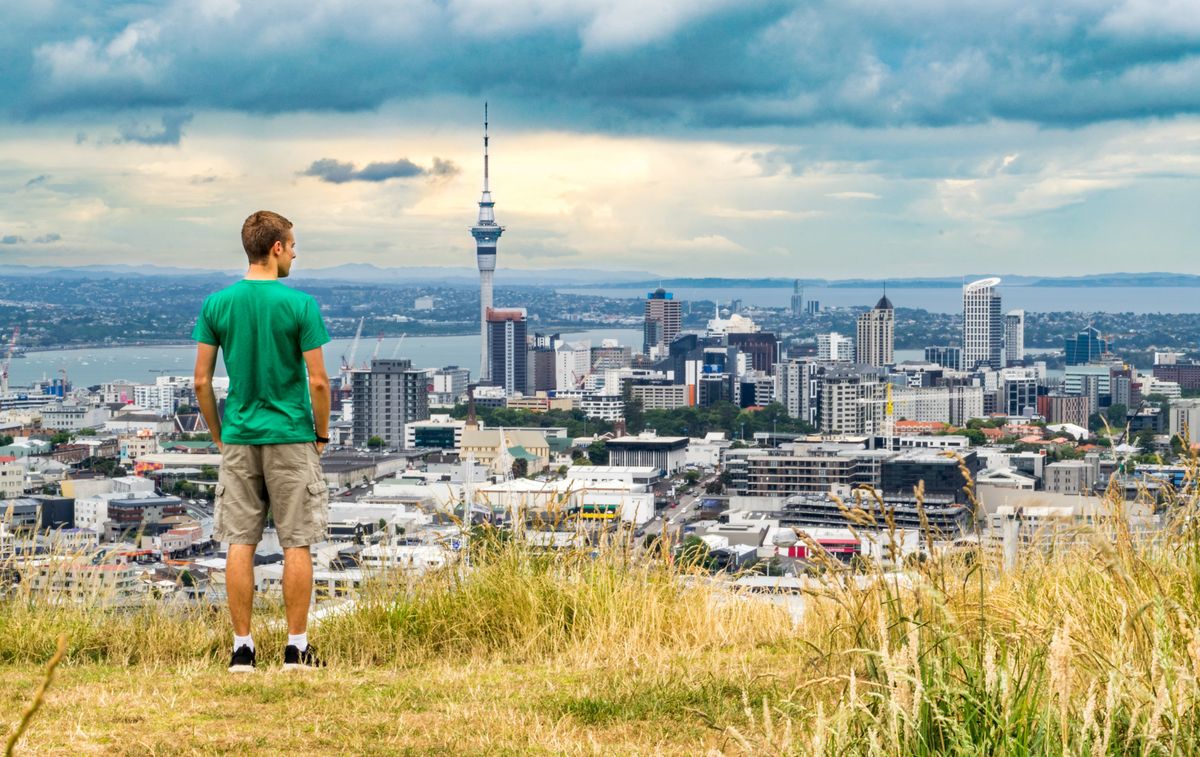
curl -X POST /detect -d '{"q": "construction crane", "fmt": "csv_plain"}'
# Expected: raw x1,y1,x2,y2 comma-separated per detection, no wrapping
389,332,408,359
1,326,19,396
340,317,365,377
371,332,385,362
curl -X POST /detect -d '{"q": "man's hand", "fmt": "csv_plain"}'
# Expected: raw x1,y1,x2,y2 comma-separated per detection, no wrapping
315,442,327,456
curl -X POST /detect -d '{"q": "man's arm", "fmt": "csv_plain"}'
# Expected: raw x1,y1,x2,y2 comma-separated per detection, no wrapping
303,346,331,452
193,342,223,451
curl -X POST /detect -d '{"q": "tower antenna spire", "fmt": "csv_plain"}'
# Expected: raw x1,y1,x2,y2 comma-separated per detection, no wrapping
483,102,489,193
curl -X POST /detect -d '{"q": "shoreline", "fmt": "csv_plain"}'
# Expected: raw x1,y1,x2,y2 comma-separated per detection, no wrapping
19,324,641,355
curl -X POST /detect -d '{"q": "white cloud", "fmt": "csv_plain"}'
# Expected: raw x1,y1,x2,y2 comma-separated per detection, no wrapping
826,191,881,200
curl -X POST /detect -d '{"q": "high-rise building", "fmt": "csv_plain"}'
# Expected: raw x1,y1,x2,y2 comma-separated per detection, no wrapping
855,294,895,368
1064,326,1110,366
963,277,1003,371
471,105,505,383
351,359,431,448
727,331,779,374
428,366,470,407
1004,310,1025,366
790,281,804,317
924,346,963,371
805,300,821,316
643,288,681,358
486,307,528,395
817,332,854,362
819,366,884,435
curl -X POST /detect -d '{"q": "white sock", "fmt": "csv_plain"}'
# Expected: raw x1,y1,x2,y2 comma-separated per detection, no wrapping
233,633,254,652
288,632,308,652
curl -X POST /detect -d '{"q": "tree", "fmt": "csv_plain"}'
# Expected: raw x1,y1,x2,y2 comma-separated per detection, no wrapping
704,479,725,494
0,435,12,447
587,440,608,465
676,535,717,572
623,398,646,434
49,431,72,447
684,470,701,485
961,428,987,446
367,436,385,450
1105,404,1128,428
511,457,529,478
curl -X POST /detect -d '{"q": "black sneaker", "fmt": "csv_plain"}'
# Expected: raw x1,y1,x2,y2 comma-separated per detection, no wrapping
283,644,325,670
228,644,256,673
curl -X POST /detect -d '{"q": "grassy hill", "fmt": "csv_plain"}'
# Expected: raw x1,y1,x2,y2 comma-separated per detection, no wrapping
6,488,1200,755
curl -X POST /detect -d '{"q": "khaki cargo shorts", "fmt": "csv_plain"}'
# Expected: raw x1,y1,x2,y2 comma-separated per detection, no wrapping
214,442,329,548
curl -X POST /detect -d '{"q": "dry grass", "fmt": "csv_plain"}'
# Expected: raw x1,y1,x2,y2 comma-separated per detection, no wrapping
6,461,1200,754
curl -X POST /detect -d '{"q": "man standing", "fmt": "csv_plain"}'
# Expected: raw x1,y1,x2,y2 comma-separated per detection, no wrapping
193,210,332,672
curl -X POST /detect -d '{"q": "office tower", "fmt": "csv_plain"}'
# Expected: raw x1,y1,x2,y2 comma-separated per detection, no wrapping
471,104,505,383
855,294,895,367
1064,326,1111,366
963,277,1003,371
817,332,854,362
924,346,963,371
790,280,803,316
805,300,821,315
486,307,527,395
351,359,431,448
643,288,681,358
727,331,779,374
1004,309,1025,366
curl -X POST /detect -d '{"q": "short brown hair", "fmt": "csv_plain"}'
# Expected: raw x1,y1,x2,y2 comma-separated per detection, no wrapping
241,210,293,263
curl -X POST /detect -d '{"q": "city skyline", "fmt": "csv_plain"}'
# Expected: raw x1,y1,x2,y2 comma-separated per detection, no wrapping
1,2,1199,276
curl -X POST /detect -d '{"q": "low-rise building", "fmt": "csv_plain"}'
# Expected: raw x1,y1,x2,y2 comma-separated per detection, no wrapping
1043,460,1098,496
606,432,689,474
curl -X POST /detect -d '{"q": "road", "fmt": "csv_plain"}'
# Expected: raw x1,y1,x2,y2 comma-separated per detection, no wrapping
641,469,721,540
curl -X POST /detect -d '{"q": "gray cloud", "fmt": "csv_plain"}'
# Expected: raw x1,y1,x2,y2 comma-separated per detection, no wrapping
25,174,49,188
302,157,460,184
0,233,60,244
2,2,1198,129
116,112,193,145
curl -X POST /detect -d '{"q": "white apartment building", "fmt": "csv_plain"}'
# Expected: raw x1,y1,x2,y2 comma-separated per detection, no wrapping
629,383,690,411
580,395,625,421
0,462,24,498
41,403,109,431
817,332,854,362
891,385,984,425
775,360,822,426
133,384,178,416
1170,399,1200,446
819,368,883,435
554,341,591,391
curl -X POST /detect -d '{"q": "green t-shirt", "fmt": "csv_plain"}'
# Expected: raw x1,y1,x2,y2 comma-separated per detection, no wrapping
191,279,330,445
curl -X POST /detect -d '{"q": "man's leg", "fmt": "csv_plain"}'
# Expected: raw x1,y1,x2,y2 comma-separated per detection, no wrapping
282,546,313,635
226,543,257,636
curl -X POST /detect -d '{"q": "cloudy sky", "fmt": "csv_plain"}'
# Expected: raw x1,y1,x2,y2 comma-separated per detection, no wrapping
1,0,1198,278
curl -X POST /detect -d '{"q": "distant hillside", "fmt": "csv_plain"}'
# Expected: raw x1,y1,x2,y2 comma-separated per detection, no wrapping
4,264,1199,288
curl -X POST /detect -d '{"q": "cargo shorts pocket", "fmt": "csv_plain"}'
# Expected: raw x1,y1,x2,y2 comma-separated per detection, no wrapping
306,481,328,539
213,483,227,534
